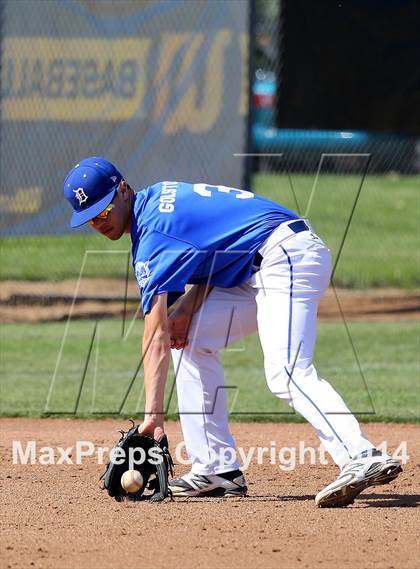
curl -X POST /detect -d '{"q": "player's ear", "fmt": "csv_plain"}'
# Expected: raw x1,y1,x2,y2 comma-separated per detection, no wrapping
119,180,131,201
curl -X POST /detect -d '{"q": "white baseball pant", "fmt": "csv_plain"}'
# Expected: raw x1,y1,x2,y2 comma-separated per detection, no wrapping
171,220,374,474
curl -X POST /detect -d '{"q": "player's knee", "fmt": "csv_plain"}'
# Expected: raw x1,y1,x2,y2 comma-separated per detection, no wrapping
266,364,311,400
266,366,292,399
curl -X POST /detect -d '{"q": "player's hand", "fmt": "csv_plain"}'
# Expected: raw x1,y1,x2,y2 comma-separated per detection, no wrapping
168,306,191,349
137,417,164,442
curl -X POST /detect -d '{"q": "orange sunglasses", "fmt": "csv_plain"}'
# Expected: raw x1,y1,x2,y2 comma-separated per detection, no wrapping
88,203,115,225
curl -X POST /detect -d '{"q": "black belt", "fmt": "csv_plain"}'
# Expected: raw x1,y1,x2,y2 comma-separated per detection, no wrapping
253,220,309,269
287,219,310,234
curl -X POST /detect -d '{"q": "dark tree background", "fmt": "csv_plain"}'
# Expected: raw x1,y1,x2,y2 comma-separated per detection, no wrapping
276,0,420,134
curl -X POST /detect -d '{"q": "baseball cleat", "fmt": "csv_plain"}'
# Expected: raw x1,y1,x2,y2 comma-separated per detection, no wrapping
169,469,248,497
315,449,402,508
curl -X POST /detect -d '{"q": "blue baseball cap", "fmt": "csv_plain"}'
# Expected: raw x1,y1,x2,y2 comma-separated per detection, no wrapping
63,156,123,228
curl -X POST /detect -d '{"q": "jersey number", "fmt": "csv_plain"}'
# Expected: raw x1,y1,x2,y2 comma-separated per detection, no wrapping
193,184,254,200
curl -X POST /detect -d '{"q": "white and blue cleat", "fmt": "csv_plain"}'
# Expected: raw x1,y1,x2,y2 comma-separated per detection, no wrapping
169,469,248,497
315,450,402,508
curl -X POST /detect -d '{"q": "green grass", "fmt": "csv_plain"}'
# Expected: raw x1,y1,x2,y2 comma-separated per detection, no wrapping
0,232,133,280
1,319,419,422
255,173,420,288
0,174,419,287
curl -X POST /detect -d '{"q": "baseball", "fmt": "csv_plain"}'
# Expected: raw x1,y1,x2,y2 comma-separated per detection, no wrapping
120,470,144,493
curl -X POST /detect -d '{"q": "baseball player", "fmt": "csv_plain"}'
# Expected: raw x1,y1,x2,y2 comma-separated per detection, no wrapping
64,156,402,507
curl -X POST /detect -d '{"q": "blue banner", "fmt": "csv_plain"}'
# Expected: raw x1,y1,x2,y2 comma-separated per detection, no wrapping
0,0,249,235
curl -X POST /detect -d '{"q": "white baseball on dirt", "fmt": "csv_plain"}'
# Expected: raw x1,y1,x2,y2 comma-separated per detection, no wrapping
121,469,144,493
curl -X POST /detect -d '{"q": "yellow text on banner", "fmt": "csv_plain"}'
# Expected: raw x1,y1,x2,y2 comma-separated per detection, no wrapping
2,38,151,121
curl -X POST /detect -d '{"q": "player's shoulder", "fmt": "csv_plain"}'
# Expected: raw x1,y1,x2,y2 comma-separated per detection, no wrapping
146,180,193,191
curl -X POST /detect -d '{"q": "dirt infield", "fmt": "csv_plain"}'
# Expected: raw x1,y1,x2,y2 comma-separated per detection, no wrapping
1,279,419,323
1,419,418,569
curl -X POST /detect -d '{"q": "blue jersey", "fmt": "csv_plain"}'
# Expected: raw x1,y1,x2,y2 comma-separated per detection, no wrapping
130,182,298,314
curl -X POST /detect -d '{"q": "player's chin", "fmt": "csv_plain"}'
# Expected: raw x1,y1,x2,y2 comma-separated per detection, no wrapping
103,227,124,240
105,232,120,241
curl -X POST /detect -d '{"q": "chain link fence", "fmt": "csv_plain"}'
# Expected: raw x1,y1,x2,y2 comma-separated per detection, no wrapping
0,0,250,279
251,0,419,289
0,0,418,288
252,0,419,174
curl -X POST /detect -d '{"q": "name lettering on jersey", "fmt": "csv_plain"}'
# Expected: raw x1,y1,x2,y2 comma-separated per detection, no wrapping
158,181,178,213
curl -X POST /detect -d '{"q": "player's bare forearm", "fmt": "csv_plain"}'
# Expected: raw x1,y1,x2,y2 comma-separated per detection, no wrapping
141,293,170,437
142,332,170,422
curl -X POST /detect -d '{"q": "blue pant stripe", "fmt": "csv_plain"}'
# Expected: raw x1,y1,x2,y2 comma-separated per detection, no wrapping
280,245,293,365
280,244,351,460
284,367,351,458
